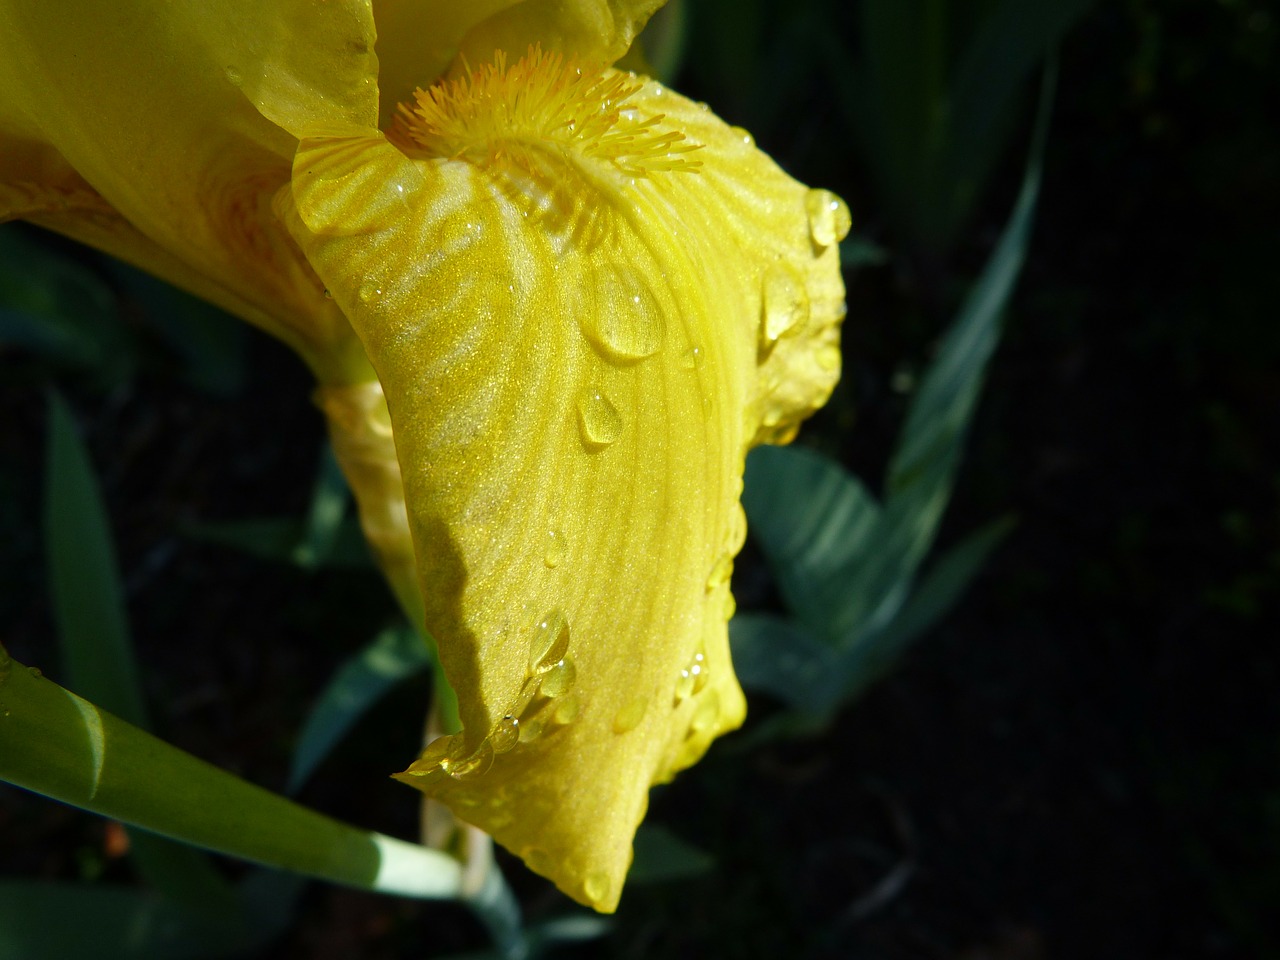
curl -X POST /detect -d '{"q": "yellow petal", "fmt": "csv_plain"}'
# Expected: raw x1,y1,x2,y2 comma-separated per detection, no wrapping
455,0,666,69
279,53,844,911
372,0,527,128
0,0,379,379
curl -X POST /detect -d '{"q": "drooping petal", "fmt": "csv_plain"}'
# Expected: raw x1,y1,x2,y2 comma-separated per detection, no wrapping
279,54,844,911
0,0,380,378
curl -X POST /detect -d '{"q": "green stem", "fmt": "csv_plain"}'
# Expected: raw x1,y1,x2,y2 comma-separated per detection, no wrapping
0,645,462,900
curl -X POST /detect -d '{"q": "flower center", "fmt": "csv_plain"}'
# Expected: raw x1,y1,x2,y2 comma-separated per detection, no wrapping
390,45,702,179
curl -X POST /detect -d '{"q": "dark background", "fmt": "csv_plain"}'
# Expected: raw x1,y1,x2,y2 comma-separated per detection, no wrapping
2,1,1278,957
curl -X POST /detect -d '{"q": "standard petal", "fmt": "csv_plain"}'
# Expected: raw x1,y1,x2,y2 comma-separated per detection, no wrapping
454,0,666,69
372,0,527,128
0,0,378,378
280,61,843,911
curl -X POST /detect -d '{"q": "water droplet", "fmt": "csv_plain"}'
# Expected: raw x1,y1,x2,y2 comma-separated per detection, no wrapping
674,668,695,705
612,696,647,734
528,609,570,674
576,388,623,450
690,691,721,735
760,266,810,348
805,188,852,247
730,125,755,147
450,740,494,780
581,265,662,361
224,66,243,87
706,555,733,591
681,345,702,370
322,287,333,300
357,281,383,303
584,871,611,904
26,666,42,679
540,656,577,698
691,650,709,693
514,676,543,718
818,345,841,373
403,735,457,778
518,714,547,743
552,694,581,725
491,715,519,754
544,529,566,568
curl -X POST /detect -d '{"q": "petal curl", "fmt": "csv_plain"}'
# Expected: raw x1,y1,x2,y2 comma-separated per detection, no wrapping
279,62,844,910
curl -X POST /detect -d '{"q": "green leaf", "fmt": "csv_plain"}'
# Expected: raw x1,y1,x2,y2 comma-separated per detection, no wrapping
742,445,882,633
0,227,135,385
728,614,844,714
292,441,352,569
45,392,147,728
0,882,255,960
104,261,246,398
627,824,714,884
44,393,237,907
841,56,1055,641
182,516,371,568
287,625,432,794
0,645,464,900
838,515,1017,701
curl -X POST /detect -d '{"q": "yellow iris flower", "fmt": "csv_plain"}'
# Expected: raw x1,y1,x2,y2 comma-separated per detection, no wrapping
0,0,848,911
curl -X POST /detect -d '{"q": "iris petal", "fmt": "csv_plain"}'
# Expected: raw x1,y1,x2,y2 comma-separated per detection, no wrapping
280,62,844,910
0,0,378,377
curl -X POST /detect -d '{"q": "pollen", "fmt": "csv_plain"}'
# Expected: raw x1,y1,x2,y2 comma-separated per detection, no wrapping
390,45,702,178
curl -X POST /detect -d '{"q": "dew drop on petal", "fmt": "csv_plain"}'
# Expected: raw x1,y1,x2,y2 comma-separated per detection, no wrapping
518,714,547,743
691,650,709,693
540,656,577,698
491,715,519,754
706,555,733,592
552,694,581,725
730,125,755,147
403,735,457,778
544,528,566,568
612,696,647,734
805,188,852,247
681,345,703,370
760,265,810,348
449,740,494,780
674,668,695,705
581,265,662,362
357,281,383,304
528,609,570,674
224,66,243,87
576,388,623,450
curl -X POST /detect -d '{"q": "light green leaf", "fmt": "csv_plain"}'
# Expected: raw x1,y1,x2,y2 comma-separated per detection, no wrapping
287,625,432,794
0,644,463,900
